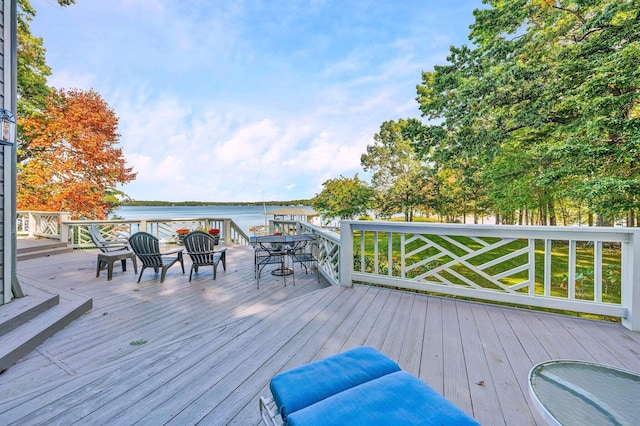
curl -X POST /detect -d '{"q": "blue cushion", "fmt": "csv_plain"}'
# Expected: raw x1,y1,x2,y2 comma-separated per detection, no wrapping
270,346,401,421
286,371,480,426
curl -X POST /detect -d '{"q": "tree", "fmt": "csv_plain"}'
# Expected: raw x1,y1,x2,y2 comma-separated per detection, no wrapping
16,1,134,219
312,174,374,220
18,0,51,117
416,0,640,225
361,119,433,221
17,89,136,219
17,0,75,117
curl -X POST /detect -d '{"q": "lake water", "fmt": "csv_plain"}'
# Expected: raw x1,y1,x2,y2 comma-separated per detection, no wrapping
113,205,291,235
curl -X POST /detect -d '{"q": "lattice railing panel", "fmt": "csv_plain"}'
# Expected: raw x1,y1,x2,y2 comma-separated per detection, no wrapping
35,215,60,237
299,222,340,285
401,234,533,294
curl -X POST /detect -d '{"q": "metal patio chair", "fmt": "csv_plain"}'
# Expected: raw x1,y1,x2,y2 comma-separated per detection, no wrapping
183,231,227,281
255,235,287,289
286,234,319,285
129,232,184,283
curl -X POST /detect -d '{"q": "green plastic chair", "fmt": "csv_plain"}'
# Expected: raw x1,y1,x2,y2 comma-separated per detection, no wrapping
129,232,184,283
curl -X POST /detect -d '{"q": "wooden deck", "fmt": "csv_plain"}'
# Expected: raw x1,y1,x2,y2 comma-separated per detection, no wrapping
2,245,640,425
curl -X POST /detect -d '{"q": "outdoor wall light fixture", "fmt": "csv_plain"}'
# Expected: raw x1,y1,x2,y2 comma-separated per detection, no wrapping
0,109,16,146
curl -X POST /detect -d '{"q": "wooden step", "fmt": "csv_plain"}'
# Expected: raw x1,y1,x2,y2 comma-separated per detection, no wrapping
0,284,59,337
17,240,74,262
17,241,69,254
0,280,92,373
17,246,74,262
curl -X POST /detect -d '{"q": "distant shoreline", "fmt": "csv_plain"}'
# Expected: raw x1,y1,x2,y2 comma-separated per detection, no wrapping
121,199,313,207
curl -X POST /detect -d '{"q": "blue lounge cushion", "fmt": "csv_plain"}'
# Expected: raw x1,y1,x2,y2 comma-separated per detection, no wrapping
286,370,480,426
270,346,401,421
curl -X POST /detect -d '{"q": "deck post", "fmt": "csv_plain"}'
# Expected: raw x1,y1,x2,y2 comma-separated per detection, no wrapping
339,221,353,287
59,213,71,243
28,211,36,238
622,231,640,331
223,219,232,244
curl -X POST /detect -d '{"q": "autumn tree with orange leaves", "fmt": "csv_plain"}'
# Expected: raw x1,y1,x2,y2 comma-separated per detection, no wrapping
17,89,136,219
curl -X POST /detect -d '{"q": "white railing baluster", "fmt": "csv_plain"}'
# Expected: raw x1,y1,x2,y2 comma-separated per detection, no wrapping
360,230,365,273
387,232,393,277
568,240,577,299
544,239,552,296
528,238,535,296
594,242,603,303
373,231,379,274
401,233,406,279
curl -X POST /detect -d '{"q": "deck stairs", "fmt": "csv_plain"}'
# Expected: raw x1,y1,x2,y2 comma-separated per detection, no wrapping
0,242,92,373
16,239,73,262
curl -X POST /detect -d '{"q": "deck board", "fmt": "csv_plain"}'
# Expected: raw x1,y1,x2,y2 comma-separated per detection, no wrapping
456,303,505,426
420,296,444,393
2,245,640,425
472,304,533,426
485,306,546,425
442,297,473,415
398,292,427,375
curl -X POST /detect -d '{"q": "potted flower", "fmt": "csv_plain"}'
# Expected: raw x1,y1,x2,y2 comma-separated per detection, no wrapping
208,228,220,244
176,228,191,245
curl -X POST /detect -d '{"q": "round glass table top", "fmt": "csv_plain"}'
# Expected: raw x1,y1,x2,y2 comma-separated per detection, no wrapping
529,360,640,426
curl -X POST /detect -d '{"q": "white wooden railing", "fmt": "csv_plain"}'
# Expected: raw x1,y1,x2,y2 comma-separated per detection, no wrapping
65,218,250,248
17,211,250,247
17,211,640,330
339,221,640,331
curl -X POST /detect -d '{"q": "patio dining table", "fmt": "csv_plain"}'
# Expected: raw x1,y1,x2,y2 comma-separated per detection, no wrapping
250,234,316,277
249,234,314,244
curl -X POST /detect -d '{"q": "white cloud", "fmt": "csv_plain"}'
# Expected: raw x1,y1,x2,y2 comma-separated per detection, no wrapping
103,72,386,202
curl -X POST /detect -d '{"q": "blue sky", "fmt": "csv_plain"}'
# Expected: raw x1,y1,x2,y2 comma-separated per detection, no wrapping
31,0,482,202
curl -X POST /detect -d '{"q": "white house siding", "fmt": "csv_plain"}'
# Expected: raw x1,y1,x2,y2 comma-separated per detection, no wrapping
1,0,17,304
0,0,7,303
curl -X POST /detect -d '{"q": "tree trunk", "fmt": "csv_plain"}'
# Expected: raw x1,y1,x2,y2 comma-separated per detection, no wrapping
558,201,568,226
548,201,557,226
596,215,613,227
577,206,581,226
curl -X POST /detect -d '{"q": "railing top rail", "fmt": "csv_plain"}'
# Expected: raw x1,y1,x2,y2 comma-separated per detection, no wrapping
288,221,340,243
62,219,141,225
18,210,69,214
62,217,237,224
344,220,639,242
